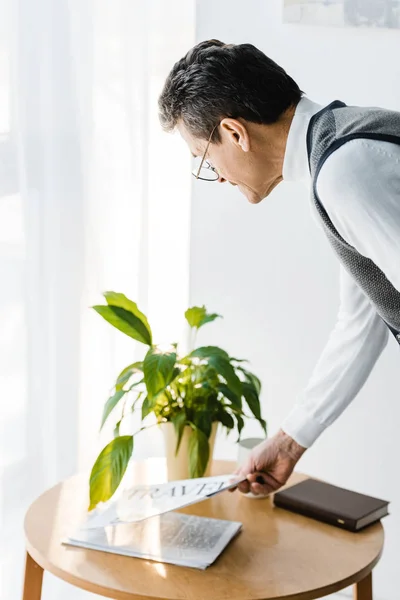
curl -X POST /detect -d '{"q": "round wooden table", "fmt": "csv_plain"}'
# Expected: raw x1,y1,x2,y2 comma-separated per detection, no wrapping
23,459,383,600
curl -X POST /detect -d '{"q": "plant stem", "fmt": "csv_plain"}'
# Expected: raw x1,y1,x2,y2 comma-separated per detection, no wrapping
131,421,159,438
192,327,198,351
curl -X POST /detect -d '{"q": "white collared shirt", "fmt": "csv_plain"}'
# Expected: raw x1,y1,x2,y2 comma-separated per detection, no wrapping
281,96,400,448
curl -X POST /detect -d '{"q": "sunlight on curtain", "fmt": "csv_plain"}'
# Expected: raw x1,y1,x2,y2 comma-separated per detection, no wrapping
76,0,195,473
0,0,194,598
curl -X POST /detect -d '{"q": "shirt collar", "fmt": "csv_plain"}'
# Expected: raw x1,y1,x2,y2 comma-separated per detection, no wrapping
282,96,324,185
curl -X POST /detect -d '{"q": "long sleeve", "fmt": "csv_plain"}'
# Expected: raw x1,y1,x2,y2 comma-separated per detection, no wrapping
282,266,389,448
282,135,400,448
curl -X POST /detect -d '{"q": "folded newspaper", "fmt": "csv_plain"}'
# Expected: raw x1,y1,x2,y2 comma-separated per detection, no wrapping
64,511,242,569
63,474,244,569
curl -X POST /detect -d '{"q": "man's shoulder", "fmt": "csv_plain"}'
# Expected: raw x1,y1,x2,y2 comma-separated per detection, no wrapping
316,137,400,199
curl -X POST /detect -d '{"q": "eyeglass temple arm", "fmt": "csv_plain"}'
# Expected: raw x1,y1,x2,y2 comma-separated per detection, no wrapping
195,124,218,179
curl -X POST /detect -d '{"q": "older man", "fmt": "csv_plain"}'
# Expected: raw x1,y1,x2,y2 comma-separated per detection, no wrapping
158,39,400,496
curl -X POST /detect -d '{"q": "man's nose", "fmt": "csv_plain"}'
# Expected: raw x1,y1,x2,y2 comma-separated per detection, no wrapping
218,175,226,183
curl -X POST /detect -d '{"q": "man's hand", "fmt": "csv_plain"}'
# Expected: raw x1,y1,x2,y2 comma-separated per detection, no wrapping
232,430,306,496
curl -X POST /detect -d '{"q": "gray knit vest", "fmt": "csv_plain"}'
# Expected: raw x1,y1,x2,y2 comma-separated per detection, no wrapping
306,100,400,345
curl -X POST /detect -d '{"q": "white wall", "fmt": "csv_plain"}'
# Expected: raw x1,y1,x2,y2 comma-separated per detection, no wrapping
192,2,400,598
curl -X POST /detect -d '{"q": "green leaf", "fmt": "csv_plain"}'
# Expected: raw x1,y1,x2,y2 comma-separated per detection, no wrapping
235,413,245,440
171,412,187,456
217,410,235,430
217,383,242,409
238,367,262,395
209,355,243,399
143,346,177,400
100,390,126,430
102,381,143,430
185,306,221,330
200,312,222,327
169,366,181,385
131,391,144,413
141,396,152,420
104,292,152,345
185,306,205,328
154,389,172,412
248,372,262,396
242,381,266,433
116,361,143,391
190,363,219,390
188,426,210,478
93,305,151,345
113,420,121,438
191,346,230,360
89,435,133,510
260,418,268,436
126,379,145,395
193,410,212,438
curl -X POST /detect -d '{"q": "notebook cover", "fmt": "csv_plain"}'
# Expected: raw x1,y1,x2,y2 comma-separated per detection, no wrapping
273,478,389,532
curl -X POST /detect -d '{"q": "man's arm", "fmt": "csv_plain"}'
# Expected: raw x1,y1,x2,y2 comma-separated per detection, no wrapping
282,136,400,448
236,267,388,496
281,266,389,448
236,137,399,494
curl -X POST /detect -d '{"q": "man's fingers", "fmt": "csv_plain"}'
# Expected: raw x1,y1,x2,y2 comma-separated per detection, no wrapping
247,472,282,493
249,481,272,496
228,474,251,494
228,473,247,493
229,460,252,493
229,475,276,496
237,479,251,494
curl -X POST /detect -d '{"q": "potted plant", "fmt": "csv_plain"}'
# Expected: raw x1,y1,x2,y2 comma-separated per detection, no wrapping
88,292,266,510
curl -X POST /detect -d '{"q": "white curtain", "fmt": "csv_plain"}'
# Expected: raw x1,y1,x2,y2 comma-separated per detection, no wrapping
0,0,194,597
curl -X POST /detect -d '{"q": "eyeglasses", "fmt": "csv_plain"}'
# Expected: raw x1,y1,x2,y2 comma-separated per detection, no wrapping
192,123,219,182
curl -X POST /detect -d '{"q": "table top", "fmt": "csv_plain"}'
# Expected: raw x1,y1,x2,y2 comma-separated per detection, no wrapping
24,459,384,600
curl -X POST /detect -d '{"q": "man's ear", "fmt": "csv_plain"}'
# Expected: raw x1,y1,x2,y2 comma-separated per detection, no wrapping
220,118,250,152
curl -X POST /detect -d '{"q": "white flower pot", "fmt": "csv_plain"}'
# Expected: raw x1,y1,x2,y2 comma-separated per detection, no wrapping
160,421,218,481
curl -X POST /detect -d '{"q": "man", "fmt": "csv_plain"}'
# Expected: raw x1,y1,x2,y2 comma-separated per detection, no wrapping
158,39,400,496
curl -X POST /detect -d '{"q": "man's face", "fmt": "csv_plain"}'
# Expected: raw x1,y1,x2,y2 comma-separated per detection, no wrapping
177,118,283,204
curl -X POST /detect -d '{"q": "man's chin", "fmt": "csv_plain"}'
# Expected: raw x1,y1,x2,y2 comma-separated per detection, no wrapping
247,196,262,205
245,191,266,205
238,185,264,204
248,180,281,203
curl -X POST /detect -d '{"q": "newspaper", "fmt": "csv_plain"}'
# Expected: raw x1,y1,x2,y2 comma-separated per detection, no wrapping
82,474,244,530
64,511,242,569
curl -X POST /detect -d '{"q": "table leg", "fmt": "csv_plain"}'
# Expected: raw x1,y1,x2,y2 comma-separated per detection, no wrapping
22,552,43,600
354,571,372,600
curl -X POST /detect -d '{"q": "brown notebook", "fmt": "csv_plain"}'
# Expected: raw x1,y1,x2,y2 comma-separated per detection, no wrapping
273,478,389,532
